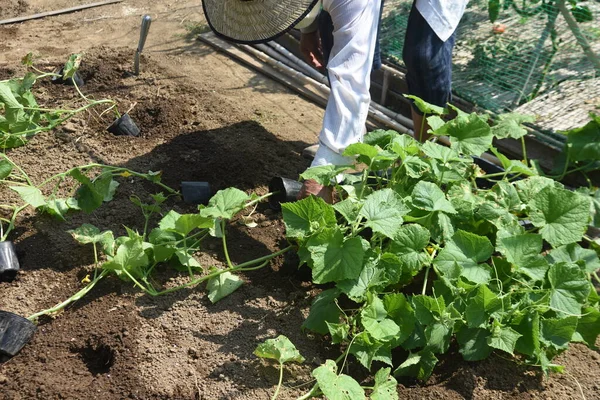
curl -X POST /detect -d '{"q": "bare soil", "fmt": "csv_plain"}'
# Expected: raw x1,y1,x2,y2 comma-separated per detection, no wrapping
1,1,599,399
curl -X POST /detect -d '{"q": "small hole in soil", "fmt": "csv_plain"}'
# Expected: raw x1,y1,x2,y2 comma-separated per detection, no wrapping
71,341,115,375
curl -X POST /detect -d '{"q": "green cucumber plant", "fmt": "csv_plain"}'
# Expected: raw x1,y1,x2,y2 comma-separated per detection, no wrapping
0,53,119,149
282,106,600,398
27,188,291,322
0,152,176,241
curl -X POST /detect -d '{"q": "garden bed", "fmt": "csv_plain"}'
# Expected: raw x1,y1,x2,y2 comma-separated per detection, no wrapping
1,1,600,399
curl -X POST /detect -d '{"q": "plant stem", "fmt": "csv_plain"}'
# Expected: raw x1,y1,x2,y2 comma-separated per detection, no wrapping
422,265,431,295
520,136,528,166
296,385,320,400
1,204,27,241
221,220,234,269
271,363,284,400
27,269,108,322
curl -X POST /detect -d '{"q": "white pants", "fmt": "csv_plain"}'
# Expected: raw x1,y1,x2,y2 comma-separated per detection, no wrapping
311,0,382,167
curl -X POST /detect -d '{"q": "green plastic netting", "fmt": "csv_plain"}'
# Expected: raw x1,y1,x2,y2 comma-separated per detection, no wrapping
380,0,600,125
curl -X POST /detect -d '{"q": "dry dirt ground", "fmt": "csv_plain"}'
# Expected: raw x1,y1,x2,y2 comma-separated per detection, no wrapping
0,1,599,399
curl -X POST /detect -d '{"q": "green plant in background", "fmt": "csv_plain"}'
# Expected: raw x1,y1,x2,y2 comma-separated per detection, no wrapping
27,188,291,322
0,53,119,149
282,102,600,398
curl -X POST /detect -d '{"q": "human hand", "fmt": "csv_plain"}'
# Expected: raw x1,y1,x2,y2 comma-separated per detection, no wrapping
297,179,333,204
300,31,324,70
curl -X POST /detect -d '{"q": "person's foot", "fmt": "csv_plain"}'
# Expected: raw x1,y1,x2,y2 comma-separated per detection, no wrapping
297,179,333,204
302,144,319,160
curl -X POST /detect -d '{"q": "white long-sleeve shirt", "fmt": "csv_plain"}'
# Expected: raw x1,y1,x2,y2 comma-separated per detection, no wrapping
311,0,468,167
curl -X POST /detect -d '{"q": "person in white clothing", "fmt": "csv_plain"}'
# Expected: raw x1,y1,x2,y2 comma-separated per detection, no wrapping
201,0,467,201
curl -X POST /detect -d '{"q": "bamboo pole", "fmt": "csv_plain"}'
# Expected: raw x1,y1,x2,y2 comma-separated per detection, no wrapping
0,0,123,25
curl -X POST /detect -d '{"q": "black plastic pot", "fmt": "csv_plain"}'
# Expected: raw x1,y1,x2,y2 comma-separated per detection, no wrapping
0,310,36,359
181,181,212,205
268,177,303,210
107,114,140,137
51,67,84,87
0,241,20,283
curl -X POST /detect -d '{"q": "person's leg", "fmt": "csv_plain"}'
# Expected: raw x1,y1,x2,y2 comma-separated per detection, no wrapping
303,1,384,161
311,0,382,167
298,0,382,201
403,1,456,143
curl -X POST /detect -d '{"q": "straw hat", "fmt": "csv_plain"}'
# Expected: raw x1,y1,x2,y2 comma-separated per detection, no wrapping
202,0,321,44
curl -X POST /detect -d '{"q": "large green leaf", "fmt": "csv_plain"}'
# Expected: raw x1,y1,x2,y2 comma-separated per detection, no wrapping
529,186,591,247
394,349,438,381
405,95,446,115
457,328,492,361
361,294,401,342
254,335,305,364
302,288,341,334
425,321,452,354
563,114,600,162
491,113,535,139
337,254,386,302
371,368,399,400
10,185,46,208
158,210,182,230
440,113,493,156
359,189,408,238
307,228,365,284
465,285,502,328
343,142,379,163
313,360,365,400
103,238,149,280
514,176,556,203
574,307,600,347
388,224,430,274
383,293,416,345
434,230,494,284
200,188,250,220
174,213,213,235
300,164,352,186
282,196,336,239
497,233,548,280
68,223,115,255
487,324,521,355
546,243,600,274
207,270,243,303
333,198,361,224
411,181,457,214
326,322,349,344
514,311,541,357
421,141,462,162
540,316,578,350
0,82,24,110
349,332,393,370
548,262,590,317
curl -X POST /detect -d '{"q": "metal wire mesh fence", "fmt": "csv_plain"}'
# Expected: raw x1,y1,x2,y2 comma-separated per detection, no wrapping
380,0,600,129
